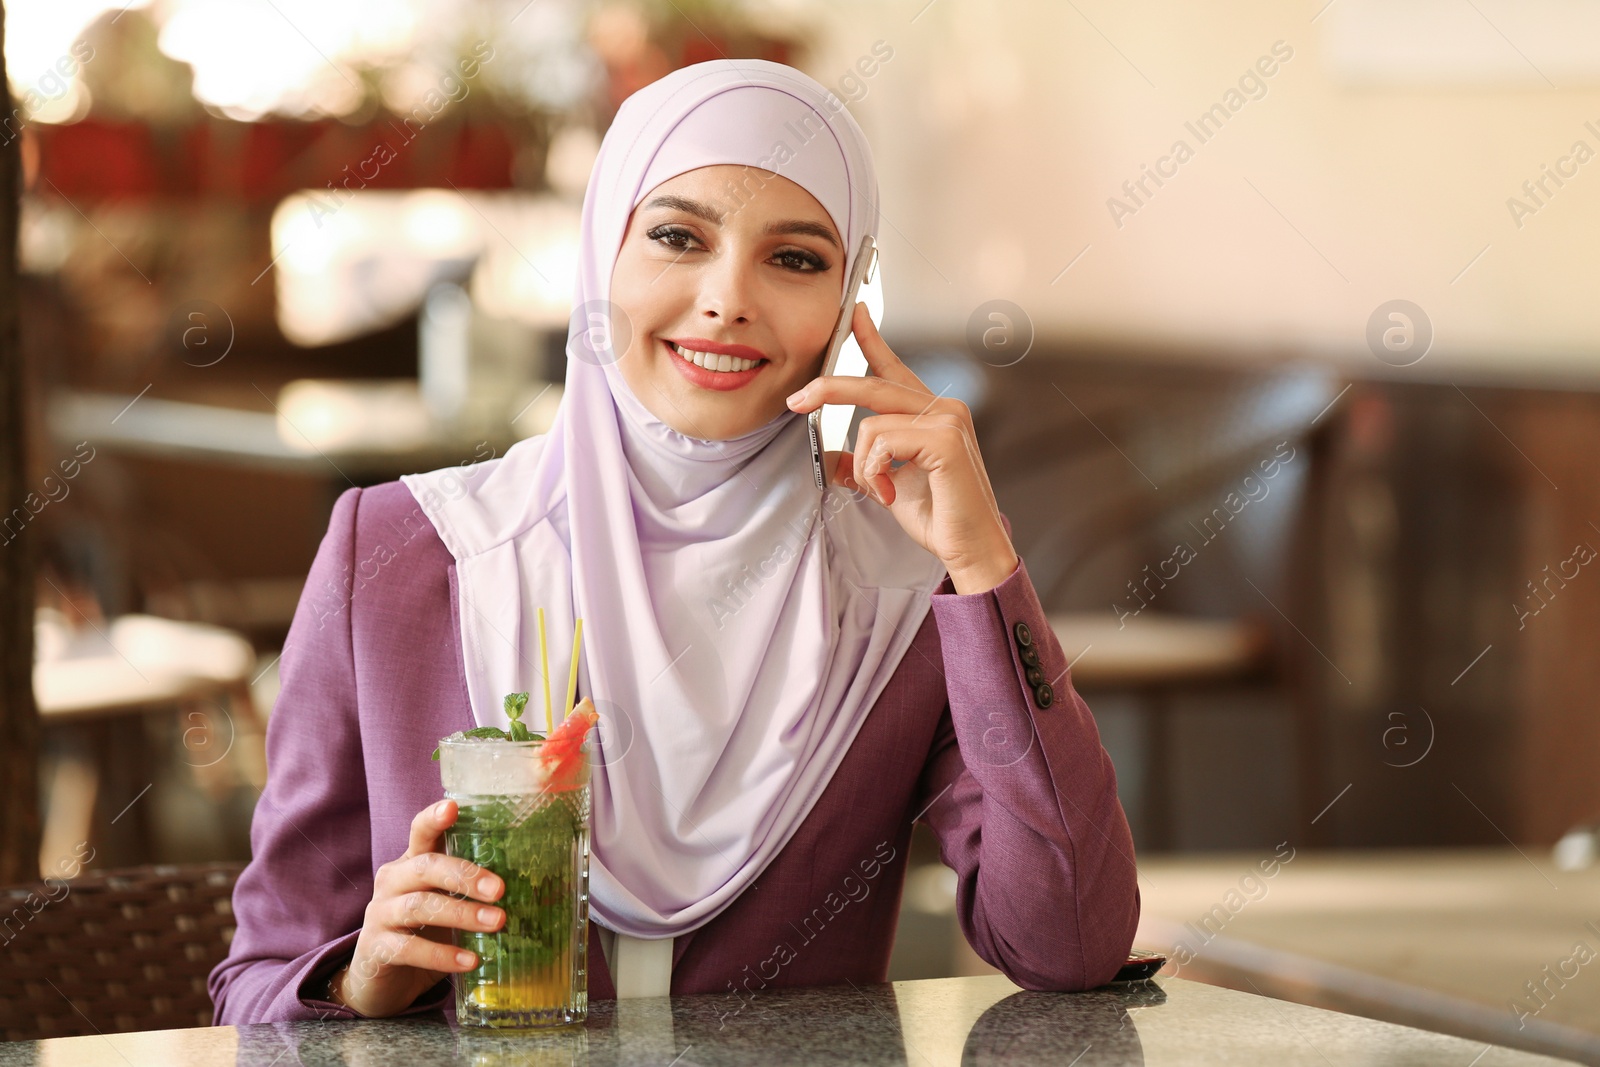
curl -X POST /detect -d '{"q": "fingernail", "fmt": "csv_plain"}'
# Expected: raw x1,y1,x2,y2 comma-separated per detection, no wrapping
434,801,449,818
786,389,805,407
477,875,499,898
457,950,475,967
477,906,500,926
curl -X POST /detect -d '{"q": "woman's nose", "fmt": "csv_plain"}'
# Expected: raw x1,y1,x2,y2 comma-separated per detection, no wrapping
698,251,755,325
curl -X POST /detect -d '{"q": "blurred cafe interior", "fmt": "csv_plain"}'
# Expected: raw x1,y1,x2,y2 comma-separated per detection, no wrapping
4,0,1600,1063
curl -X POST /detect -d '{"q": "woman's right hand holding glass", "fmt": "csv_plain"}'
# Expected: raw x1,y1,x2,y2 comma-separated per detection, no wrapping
324,799,503,1017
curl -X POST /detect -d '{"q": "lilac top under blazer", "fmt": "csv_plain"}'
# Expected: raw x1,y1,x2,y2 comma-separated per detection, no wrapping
208,481,1142,1023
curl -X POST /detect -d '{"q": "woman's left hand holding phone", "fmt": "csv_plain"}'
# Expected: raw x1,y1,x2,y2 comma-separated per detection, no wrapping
322,799,503,1017
785,303,1019,595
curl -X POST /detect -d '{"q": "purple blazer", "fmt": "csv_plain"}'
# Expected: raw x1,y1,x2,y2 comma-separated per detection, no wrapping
209,481,1141,1023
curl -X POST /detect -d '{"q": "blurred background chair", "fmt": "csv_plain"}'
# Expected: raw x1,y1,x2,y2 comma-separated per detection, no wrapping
0,862,243,1040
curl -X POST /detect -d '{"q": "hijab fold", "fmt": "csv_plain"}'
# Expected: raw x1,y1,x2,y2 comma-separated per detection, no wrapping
403,60,947,939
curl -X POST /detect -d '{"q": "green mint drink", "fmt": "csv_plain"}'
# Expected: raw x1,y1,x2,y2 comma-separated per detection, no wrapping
436,694,597,1028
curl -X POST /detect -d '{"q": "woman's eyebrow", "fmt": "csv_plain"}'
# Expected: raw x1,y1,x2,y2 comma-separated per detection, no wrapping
767,219,839,250
643,194,724,224
642,195,839,251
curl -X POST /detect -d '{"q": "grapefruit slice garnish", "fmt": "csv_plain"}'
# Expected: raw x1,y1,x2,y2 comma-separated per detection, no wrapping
540,697,598,787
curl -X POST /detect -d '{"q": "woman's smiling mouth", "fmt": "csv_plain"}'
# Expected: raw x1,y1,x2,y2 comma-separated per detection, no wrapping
663,337,769,391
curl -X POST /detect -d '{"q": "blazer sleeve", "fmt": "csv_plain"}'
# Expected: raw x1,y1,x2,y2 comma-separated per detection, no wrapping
913,554,1142,991
208,486,453,1023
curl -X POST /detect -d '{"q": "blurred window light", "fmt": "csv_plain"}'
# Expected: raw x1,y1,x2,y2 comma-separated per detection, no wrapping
276,379,434,453
402,189,482,258
156,0,414,119
270,188,578,346
3,0,145,123
467,198,582,326
8,0,601,122
272,188,479,346
151,0,594,120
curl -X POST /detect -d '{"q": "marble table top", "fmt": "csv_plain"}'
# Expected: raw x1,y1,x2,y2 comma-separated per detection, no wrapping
0,973,1581,1067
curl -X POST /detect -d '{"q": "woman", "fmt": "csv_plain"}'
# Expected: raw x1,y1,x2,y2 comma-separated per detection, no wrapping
209,59,1139,1023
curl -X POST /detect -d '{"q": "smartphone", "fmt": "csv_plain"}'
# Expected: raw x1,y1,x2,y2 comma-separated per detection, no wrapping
1111,949,1168,983
808,234,879,491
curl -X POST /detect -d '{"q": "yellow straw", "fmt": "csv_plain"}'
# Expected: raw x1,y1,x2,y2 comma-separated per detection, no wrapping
564,618,584,719
537,607,553,734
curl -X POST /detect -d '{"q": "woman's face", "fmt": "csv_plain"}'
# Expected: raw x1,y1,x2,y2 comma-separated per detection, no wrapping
609,165,845,441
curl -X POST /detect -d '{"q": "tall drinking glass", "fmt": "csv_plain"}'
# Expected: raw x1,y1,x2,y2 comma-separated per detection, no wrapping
437,734,591,1028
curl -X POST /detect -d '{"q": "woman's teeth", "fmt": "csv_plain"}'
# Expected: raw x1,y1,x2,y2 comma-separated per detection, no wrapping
671,343,761,373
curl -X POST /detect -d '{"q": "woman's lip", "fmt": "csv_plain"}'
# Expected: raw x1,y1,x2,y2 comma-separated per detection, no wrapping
663,339,766,391
665,337,769,361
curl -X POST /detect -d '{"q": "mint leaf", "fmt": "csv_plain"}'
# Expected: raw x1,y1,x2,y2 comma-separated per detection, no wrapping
504,692,534,741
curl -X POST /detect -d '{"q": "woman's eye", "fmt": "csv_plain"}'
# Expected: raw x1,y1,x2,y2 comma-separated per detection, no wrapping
646,225,698,252
773,248,828,272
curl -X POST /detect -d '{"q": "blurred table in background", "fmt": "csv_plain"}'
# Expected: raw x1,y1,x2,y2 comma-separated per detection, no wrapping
47,384,549,478
1051,612,1275,853
1135,848,1600,1065
42,381,553,645
1051,614,1271,689
34,612,264,874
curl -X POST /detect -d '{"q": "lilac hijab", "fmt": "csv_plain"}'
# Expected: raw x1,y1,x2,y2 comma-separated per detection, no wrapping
402,60,946,939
